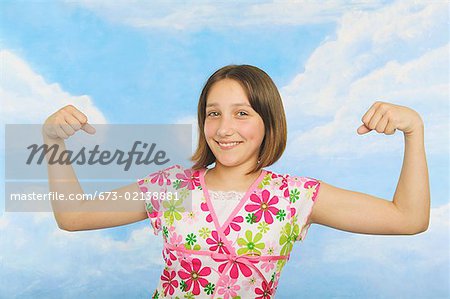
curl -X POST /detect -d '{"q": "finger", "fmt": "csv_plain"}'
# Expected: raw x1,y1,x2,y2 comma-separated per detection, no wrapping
375,114,389,134
63,114,83,131
55,125,69,139
361,102,379,128
368,108,384,131
357,124,371,135
81,123,96,135
60,120,76,137
385,118,397,135
65,105,88,125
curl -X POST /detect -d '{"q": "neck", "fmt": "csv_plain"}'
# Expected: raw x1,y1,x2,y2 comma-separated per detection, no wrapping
206,160,263,190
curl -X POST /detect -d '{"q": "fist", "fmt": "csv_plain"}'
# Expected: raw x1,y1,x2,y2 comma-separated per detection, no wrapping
42,105,96,140
357,101,423,136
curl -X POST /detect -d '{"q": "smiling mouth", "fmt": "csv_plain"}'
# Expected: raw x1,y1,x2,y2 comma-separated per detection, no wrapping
215,140,243,149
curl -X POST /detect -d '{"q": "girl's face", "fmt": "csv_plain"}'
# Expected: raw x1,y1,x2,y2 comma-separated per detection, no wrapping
204,79,265,169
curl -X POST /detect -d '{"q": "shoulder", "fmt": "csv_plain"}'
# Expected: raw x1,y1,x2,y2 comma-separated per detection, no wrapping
265,169,320,193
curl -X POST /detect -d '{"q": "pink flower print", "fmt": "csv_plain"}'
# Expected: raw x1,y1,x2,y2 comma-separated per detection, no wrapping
261,259,275,272
262,241,276,256
214,257,254,279
217,276,241,299
148,169,172,186
245,190,279,224
278,178,290,198
286,205,296,220
200,202,213,223
169,231,183,246
176,249,193,264
206,230,230,254
269,177,284,190
243,276,258,291
269,172,282,180
176,169,200,190
255,279,274,299
286,175,305,188
178,258,211,295
137,179,148,192
223,215,244,236
163,247,177,266
184,209,200,225
161,269,178,296
304,179,320,202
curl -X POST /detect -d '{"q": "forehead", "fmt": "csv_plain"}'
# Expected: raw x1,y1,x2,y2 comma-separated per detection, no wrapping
206,79,250,107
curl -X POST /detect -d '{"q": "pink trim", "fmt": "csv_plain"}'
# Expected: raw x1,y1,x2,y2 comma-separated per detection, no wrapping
164,242,288,261
199,168,267,231
299,179,322,242
164,242,288,297
219,169,267,231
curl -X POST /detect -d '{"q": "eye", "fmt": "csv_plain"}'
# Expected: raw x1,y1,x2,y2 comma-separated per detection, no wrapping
237,111,249,117
207,111,219,117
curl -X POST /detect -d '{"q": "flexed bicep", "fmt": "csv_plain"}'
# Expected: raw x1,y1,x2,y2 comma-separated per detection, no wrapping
309,181,422,235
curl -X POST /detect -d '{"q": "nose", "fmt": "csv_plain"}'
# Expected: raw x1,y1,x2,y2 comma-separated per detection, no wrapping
216,117,235,137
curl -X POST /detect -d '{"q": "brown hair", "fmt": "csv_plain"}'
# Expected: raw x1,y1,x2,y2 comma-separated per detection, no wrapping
191,64,287,174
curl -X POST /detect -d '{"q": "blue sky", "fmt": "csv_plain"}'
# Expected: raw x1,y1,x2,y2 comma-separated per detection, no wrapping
1,1,449,298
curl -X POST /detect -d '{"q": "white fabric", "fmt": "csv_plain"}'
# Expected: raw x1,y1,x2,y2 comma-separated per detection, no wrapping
209,190,245,226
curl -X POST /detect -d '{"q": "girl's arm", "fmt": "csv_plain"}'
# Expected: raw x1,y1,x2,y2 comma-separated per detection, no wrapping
44,105,148,232
309,102,430,235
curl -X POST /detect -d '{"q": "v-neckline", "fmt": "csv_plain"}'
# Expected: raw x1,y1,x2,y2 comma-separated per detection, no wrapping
199,167,267,234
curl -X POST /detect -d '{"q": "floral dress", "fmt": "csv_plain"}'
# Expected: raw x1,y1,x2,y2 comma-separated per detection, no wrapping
137,164,321,299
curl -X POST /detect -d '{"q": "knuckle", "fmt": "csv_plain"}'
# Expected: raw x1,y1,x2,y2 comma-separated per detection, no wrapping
79,115,88,124
72,123,81,130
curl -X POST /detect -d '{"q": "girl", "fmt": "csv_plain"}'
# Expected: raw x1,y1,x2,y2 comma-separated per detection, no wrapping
43,64,430,298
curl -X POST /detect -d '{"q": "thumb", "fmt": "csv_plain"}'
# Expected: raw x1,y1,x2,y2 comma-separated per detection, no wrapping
357,124,371,135
81,123,96,135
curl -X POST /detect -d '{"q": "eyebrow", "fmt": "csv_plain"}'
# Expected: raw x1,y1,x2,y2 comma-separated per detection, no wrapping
206,102,252,108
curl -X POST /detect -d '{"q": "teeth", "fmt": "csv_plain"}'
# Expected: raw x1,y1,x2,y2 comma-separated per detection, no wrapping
218,142,240,147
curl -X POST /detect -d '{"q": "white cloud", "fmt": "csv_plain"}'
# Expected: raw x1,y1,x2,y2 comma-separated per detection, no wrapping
281,1,448,158
321,202,450,268
0,212,163,296
71,0,386,30
0,50,106,125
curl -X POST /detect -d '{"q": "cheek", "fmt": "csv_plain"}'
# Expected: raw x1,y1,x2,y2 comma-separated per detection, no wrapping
204,121,216,138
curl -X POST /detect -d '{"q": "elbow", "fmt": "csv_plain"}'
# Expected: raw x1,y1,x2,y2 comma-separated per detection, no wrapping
56,221,75,232
407,220,429,235
55,218,79,232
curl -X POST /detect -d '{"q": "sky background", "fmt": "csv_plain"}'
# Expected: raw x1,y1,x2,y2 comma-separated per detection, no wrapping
1,1,449,298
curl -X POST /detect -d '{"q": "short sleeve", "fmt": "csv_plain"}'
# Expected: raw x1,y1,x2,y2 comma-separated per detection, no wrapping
137,164,180,235
288,176,321,242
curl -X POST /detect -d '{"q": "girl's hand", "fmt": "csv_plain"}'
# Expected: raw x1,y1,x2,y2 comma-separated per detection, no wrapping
357,101,423,136
42,105,96,140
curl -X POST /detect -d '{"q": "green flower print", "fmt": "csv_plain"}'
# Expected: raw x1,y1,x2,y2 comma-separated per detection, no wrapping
279,222,299,255
162,226,169,238
246,213,257,224
290,188,300,203
145,202,154,214
179,188,190,200
185,233,197,246
184,243,201,250
198,227,211,239
204,282,215,295
180,280,187,292
276,209,286,221
173,179,181,189
257,221,270,234
163,197,185,226
258,174,272,189
184,293,195,299
237,230,265,255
